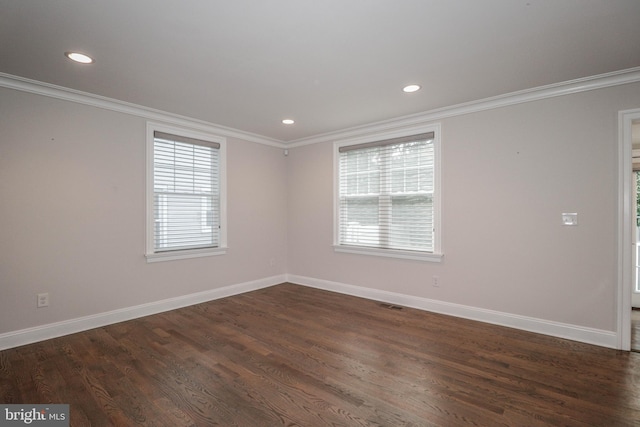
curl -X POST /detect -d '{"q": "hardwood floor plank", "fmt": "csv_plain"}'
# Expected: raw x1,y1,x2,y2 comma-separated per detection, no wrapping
0,350,19,404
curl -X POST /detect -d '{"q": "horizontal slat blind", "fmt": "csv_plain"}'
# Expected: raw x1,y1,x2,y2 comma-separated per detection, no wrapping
338,133,435,252
153,132,220,252
633,149,640,172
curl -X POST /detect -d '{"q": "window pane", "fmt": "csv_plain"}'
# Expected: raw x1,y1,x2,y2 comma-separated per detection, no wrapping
369,170,380,193
339,197,379,247
153,135,219,252
390,195,433,250
391,169,404,193
405,168,419,192
340,147,380,196
338,134,436,253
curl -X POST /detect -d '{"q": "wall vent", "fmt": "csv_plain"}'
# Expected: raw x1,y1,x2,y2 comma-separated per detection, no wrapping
380,303,403,310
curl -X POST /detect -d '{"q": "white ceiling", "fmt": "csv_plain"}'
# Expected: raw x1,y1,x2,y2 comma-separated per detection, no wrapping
1,0,639,143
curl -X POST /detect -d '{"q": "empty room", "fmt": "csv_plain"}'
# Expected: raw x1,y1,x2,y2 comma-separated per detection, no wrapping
1,1,640,425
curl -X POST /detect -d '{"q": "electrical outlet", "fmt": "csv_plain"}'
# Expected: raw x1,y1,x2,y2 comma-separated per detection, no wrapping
432,276,440,288
562,213,578,226
37,293,49,308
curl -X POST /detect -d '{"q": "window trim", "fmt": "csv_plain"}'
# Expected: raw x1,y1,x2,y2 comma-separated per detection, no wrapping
333,123,442,262
145,122,227,263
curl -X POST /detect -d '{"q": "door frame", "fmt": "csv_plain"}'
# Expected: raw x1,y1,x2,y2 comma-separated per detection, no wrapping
618,108,640,350
633,171,640,309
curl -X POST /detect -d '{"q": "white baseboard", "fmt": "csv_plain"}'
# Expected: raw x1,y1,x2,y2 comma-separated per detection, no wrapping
287,274,618,349
1,274,618,351
0,274,286,351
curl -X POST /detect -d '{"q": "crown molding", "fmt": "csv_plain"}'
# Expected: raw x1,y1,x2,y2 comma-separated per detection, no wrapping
0,72,286,149
287,66,640,147
3,67,639,150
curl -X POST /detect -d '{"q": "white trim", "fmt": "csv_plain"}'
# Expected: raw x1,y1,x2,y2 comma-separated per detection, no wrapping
0,72,285,148
145,247,227,263
145,122,228,262
0,272,621,351
1,68,639,149
288,67,640,147
287,274,618,349
0,275,285,351
333,245,443,262
434,124,443,255
617,109,640,350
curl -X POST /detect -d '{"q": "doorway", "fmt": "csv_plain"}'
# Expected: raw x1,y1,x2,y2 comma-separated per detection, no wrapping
618,109,640,351
621,110,640,351
634,170,640,308
631,124,640,351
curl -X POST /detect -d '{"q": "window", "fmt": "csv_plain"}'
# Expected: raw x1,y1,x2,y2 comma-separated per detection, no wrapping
146,124,226,262
335,126,441,261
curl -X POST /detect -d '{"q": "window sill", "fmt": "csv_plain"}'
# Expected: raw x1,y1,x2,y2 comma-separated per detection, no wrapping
146,247,227,263
333,245,443,262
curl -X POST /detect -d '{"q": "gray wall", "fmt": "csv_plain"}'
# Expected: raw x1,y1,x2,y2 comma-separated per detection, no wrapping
0,87,288,334
286,83,640,332
2,80,640,342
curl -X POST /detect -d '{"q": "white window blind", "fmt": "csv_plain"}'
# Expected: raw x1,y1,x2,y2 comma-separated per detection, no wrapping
338,132,435,253
152,131,220,252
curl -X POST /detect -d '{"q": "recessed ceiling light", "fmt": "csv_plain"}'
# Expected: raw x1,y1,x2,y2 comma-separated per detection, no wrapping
403,84,421,93
65,52,94,64
282,119,295,125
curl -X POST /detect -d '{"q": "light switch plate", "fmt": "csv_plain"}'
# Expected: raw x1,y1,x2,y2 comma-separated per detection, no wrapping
562,213,578,226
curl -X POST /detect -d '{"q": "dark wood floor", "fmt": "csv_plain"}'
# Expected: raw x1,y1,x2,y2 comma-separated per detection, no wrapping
632,308,640,352
1,283,640,426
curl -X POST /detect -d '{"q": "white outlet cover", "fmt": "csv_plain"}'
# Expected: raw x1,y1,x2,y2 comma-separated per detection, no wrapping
562,213,578,226
37,293,49,307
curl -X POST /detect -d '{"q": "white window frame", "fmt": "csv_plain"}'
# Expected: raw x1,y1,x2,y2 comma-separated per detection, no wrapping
333,123,442,262
145,122,227,263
